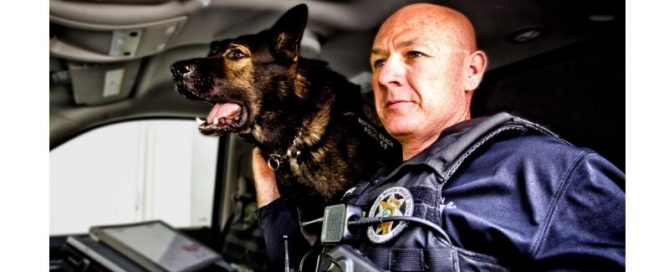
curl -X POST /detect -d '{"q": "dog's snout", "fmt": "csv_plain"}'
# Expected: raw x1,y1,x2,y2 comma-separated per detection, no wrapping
170,63,193,77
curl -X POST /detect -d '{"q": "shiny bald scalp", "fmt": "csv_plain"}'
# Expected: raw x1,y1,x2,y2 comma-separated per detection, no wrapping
374,3,478,54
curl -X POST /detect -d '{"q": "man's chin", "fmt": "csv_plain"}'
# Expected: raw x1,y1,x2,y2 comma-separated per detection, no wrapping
383,123,417,140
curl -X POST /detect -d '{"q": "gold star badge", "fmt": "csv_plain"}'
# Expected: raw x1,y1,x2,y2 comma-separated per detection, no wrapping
375,196,405,235
367,187,414,244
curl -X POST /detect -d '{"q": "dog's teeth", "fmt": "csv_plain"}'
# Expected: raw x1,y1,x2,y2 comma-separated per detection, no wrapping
213,117,219,125
196,117,205,125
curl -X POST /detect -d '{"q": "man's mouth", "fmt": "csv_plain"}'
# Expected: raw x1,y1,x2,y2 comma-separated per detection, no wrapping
385,99,414,109
197,102,250,135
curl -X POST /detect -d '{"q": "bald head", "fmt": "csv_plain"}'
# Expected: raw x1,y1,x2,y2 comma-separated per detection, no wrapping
369,3,488,160
376,3,477,52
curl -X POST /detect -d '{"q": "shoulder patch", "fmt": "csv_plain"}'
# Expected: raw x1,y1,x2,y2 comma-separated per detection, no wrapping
366,187,414,243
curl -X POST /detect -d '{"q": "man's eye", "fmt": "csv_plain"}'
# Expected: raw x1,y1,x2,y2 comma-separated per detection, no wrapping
372,59,386,69
407,51,424,58
226,49,247,60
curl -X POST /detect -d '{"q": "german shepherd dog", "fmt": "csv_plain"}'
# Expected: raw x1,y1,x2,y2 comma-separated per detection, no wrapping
171,4,398,240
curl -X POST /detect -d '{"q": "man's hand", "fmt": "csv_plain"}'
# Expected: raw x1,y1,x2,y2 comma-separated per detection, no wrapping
251,148,281,207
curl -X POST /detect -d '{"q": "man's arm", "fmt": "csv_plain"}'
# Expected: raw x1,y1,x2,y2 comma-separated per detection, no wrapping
251,148,311,269
530,152,625,271
251,148,281,207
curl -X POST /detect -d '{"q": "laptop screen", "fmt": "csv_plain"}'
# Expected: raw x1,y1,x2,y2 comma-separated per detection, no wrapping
91,221,221,272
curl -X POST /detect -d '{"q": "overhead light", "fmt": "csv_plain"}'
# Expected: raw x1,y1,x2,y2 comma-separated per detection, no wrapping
505,25,549,44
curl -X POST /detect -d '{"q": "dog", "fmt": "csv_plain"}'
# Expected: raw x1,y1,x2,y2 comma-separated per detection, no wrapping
170,4,399,240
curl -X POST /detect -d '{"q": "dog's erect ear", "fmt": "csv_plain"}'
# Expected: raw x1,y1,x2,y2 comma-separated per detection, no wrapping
269,4,308,64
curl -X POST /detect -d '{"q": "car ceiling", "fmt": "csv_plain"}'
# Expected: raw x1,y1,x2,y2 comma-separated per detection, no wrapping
49,0,625,168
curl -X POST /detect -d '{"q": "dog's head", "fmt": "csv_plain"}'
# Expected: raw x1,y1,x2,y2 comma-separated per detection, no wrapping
170,4,309,136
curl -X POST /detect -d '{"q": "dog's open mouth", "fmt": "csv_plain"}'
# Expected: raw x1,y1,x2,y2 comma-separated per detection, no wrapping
197,102,249,135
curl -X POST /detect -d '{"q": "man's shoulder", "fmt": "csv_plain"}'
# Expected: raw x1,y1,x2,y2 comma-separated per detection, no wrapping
489,134,589,159
458,132,624,189
460,134,595,182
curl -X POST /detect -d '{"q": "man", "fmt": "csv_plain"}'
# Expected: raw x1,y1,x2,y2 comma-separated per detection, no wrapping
253,3,625,271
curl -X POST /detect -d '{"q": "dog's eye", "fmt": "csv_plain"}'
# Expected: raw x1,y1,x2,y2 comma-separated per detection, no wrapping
226,49,248,60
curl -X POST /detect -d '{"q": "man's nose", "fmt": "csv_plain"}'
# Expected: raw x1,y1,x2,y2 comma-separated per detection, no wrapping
376,57,405,88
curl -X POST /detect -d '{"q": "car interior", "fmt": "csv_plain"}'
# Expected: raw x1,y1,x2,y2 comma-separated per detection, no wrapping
49,0,624,271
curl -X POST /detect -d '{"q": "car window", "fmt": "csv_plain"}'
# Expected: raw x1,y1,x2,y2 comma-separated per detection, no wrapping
50,119,219,235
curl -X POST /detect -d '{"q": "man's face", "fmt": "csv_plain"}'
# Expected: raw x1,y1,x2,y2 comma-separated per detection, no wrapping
370,16,472,146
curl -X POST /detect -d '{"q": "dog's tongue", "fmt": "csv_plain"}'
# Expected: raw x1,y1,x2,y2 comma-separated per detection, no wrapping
207,103,241,124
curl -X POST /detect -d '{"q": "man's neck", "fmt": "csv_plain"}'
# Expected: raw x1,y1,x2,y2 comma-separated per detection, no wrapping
401,133,441,160
400,112,472,160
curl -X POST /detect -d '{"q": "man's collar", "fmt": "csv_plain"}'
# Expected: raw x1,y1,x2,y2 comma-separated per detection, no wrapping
378,112,516,181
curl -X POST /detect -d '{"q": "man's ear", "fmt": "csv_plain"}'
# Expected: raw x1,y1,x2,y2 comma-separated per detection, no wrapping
465,50,488,91
269,4,308,64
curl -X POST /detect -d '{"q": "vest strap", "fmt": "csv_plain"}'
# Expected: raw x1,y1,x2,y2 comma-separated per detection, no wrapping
365,247,456,271
412,203,441,225
409,186,441,224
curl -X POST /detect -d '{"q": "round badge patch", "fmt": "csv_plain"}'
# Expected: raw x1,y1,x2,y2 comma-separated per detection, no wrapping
366,187,414,243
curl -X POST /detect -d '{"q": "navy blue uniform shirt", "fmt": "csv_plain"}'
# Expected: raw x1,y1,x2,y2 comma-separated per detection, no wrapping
257,114,625,271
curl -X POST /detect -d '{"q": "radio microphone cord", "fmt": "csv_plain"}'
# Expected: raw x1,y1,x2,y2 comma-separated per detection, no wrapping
303,214,452,244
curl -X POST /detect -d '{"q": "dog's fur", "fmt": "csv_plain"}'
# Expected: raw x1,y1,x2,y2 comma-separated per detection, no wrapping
171,4,399,239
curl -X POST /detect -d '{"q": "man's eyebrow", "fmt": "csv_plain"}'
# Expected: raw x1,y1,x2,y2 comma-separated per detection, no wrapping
371,40,433,56
397,40,416,49
371,48,387,56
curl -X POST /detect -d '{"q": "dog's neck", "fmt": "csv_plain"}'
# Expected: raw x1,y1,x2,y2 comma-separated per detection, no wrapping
265,127,303,170
253,96,336,171
251,60,362,170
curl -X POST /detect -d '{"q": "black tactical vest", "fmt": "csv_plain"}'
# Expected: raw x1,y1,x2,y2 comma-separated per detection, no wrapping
341,113,558,271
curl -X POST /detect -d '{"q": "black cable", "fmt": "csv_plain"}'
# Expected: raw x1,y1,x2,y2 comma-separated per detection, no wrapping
348,216,452,244
302,213,452,245
299,249,319,272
